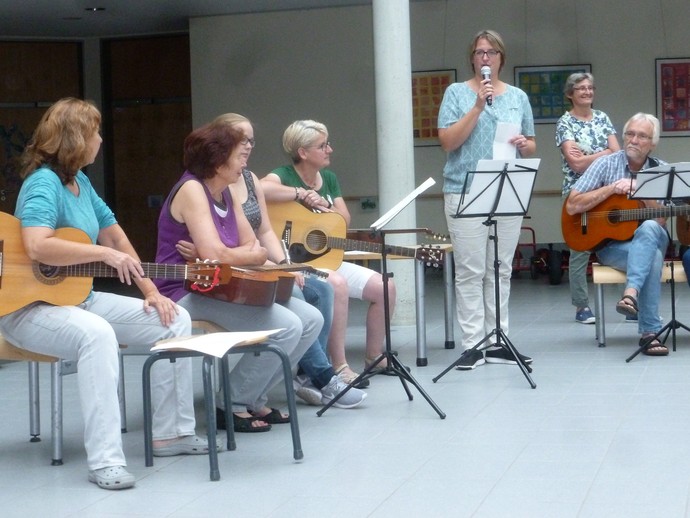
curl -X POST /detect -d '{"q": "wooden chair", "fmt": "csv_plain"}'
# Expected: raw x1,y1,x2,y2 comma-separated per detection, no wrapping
0,334,66,465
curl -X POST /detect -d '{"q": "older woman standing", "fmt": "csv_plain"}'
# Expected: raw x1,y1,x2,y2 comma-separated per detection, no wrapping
556,73,619,324
438,29,536,371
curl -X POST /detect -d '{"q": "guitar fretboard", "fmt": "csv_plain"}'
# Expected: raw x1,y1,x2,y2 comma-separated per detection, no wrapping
606,204,690,223
57,262,192,280
326,237,416,258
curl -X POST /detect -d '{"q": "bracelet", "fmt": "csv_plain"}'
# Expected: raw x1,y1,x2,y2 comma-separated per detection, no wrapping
294,187,300,201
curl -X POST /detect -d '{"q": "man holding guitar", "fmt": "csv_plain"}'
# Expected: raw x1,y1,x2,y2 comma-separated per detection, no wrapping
564,113,670,356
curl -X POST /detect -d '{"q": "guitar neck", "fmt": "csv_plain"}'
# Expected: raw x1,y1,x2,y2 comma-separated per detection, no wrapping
59,262,191,280
617,204,690,222
326,237,416,258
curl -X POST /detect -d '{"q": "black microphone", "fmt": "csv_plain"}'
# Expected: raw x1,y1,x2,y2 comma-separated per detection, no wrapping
481,65,492,106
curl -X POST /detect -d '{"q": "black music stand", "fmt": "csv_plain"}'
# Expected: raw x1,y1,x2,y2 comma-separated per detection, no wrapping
433,159,539,388
625,163,690,362
317,178,446,419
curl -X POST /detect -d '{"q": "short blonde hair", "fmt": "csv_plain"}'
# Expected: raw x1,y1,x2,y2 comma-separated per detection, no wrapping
282,120,328,164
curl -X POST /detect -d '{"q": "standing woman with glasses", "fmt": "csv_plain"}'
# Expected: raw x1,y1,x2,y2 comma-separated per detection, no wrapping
438,29,537,371
556,73,619,325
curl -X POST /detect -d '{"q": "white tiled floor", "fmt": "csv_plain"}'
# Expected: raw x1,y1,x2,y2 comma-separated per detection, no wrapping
3,271,690,517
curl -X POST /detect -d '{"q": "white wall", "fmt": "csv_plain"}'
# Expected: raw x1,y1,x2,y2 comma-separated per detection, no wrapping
190,0,690,245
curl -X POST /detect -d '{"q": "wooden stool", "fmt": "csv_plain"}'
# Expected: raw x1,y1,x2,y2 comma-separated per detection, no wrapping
592,261,687,347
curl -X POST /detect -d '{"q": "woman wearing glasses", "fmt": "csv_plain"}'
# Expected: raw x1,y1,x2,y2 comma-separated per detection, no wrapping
262,120,396,383
556,73,619,325
438,29,536,371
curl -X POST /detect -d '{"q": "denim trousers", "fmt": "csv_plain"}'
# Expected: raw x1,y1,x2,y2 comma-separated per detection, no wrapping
294,276,334,388
595,220,668,334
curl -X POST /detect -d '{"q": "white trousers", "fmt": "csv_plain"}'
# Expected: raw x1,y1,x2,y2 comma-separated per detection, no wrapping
444,193,523,350
0,292,193,470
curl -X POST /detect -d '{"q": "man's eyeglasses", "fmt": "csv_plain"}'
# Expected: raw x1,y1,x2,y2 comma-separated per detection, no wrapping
473,49,500,58
623,131,652,142
240,137,255,147
573,85,595,92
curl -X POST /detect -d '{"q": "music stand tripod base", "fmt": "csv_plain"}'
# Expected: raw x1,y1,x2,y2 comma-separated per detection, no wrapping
316,179,446,419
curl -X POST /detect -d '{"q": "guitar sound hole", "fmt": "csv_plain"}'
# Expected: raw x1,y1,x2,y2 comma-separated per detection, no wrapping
38,263,60,278
33,262,63,285
608,210,620,224
305,230,328,253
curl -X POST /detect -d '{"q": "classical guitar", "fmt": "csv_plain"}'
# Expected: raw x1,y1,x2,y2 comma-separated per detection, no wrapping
267,201,446,270
561,194,690,251
0,212,282,314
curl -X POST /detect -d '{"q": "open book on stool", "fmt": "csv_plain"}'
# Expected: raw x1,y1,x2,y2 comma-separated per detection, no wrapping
152,329,285,358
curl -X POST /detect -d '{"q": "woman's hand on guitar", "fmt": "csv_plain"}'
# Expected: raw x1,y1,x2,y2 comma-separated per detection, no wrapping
302,189,333,212
100,247,145,285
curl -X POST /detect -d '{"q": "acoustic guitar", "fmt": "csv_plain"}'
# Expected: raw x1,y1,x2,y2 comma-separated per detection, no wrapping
267,201,446,270
561,194,690,251
0,212,291,314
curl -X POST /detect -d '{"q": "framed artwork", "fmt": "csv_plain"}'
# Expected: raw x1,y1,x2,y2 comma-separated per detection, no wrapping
412,69,455,146
514,64,591,123
656,58,690,136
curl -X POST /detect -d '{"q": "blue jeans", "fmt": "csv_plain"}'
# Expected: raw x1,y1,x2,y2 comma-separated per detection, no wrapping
596,220,668,335
293,276,335,388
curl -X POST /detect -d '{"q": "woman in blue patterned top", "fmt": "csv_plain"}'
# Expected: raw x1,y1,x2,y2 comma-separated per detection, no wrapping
555,73,619,325
438,29,536,371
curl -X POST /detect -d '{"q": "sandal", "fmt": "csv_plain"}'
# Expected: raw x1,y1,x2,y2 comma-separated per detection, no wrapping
252,407,290,424
640,335,669,356
232,413,272,433
335,364,370,388
615,294,638,317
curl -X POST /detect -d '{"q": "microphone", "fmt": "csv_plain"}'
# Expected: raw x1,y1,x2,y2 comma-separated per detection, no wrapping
481,65,492,106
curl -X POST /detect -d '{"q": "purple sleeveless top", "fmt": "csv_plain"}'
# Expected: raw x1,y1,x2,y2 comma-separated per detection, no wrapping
154,171,240,302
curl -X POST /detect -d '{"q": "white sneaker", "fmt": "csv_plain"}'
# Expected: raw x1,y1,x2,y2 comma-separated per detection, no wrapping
293,374,323,406
320,375,367,409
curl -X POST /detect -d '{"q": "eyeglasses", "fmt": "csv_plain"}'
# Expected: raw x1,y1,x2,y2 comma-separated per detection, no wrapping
240,137,255,147
312,141,331,151
473,49,500,58
573,85,595,92
623,131,652,142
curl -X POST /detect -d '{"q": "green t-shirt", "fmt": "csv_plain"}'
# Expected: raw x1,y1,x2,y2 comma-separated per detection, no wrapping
271,165,343,205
